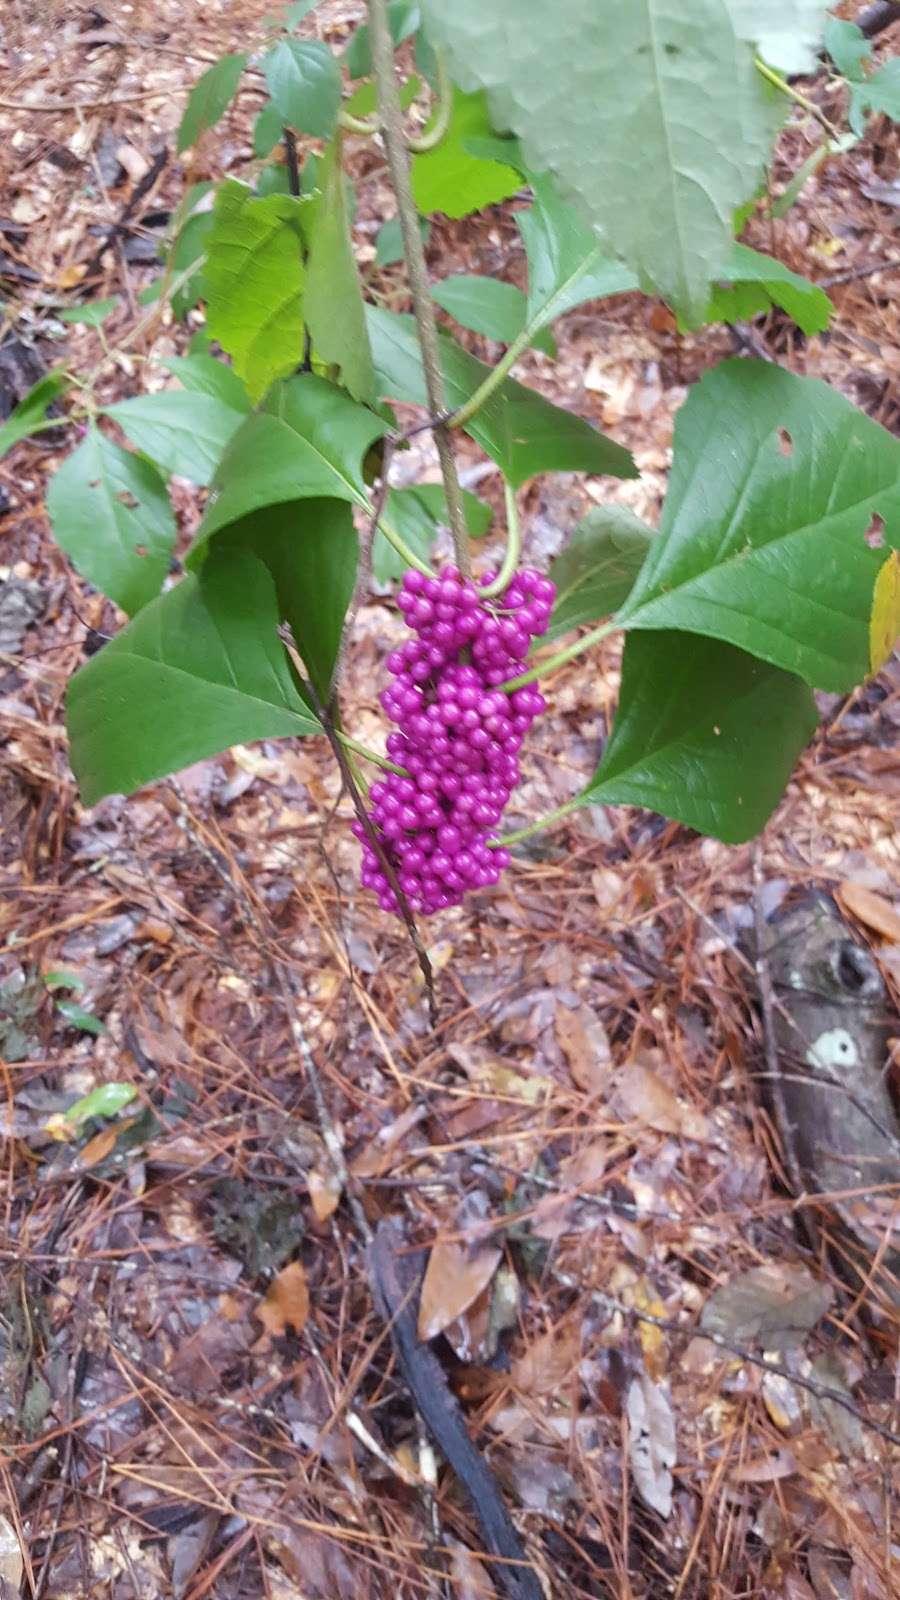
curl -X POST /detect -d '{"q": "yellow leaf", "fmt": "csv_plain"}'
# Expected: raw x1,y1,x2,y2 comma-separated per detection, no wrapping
307,1166,342,1223
255,1261,309,1337
633,1277,667,1381
869,549,900,674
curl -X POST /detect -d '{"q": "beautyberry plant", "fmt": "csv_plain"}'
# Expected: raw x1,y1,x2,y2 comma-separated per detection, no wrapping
2,0,898,931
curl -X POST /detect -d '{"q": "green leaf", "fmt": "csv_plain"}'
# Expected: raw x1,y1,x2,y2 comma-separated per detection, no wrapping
304,136,374,402
367,306,636,487
744,1,828,74
463,133,526,172
263,37,341,138
411,87,522,219
697,242,833,335
65,1083,134,1126
431,275,556,355
256,161,293,197
413,483,492,534
344,0,420,77
345,72,420,119
55,1001,107,1037
419,0,816,323
0,371,70,460
546,505,655,639
58,296,119,327
618,360,900,692
177,53,247,153
517,175,640,329
191,373,388,553
375,213,430,267
824,17,870,81
854,58,900,121
205,179,309,401
66,552,321,805
43,970,84,994
254,99,285,157
373,483,492,582
581,631,818,842
47,427,175,615
160,353,251,413
211,500,356,698
169,207,213,318
105,392,247,487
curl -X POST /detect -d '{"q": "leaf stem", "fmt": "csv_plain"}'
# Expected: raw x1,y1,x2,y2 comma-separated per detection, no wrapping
479,480,521,598
447,247,606,432
375,509,437,577
499,618,620,692
448,322,533,432
754,56,841,140
405,52,452,154
488,796,581,848
366,0,470,576
339,107,381,136
334,730,408,777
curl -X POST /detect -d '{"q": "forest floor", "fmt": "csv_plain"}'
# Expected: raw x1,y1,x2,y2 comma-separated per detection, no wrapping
1,3,900,1598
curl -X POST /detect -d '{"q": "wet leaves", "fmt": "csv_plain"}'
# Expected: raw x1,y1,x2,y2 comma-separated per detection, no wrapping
701,1263,833,1351
626,1373,676,1518
255,1260,310,1338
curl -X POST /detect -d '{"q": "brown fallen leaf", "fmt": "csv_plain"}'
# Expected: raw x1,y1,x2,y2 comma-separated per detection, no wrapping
633,1277,667,1381
555,999,612,1094
626,1373,676,1518
837,881,900,943
255,1260,310,1337
448,1541,496,1599
418,1235,502,1342
306,1165,342,1223
616,1057,709,1141
700,1262,832,1351
512,1322,580,1397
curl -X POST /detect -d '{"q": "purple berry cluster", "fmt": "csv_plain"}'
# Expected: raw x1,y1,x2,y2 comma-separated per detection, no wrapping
353,564,555,916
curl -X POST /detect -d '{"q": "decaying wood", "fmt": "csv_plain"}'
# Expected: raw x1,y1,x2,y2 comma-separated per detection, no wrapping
759,894,900,1305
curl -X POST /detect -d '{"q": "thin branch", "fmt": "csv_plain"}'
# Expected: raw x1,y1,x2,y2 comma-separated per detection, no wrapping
754,56,841,140
302,666,438,1025
366,0,470,575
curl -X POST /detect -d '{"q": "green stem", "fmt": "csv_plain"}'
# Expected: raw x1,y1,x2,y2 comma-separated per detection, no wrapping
754,56,840,140
375,510,437,578
499,618,620,693
480,480,520,599
448,247,604,432
448,322,533,432
334,729,409,777
367,0,471,576
488,797,581,848
339,107,381,136
405,52,452,154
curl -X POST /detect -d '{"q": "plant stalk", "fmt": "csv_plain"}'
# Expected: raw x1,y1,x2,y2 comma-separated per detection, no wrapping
754,56,840,140
499,618,620,693
375,510,437,577
479,480,521,599
448,322,533,432
334,730,408,777
488,796,581,848
405,51,452,154
366,0,471,576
